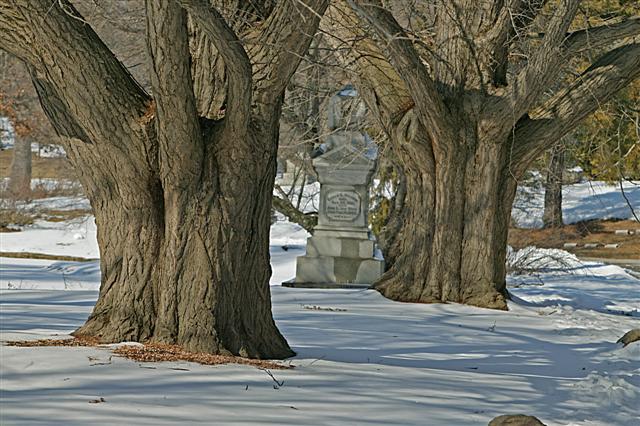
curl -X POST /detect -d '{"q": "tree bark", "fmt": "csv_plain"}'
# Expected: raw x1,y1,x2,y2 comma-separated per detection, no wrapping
2,0,327,358
328,1,640,310
8,134,31,198
375,112,513,309
542,142,565,228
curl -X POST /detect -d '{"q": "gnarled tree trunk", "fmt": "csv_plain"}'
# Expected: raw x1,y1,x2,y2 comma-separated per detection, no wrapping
329,0,640,309
1,0,327,358
376,113,515,309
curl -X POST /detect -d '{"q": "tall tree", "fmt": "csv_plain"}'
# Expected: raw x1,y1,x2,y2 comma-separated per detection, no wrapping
0,0,327,358
325,1,640,309
1,52,53,198
0,90,31,197
7,134,31,197
542,141,565,228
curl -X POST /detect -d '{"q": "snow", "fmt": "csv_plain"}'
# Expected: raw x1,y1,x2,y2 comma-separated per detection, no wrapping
1,216,98,258
30,143,66,158
512,180,640,228
1,183,639,425
1,245,639,424
0,258,100,291
0,178,85,199
1,276,639,424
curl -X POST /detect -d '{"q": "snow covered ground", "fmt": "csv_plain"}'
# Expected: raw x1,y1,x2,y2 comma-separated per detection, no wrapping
1,180,639,425
1,215,98,258
1,248,639,424
512,180,639,228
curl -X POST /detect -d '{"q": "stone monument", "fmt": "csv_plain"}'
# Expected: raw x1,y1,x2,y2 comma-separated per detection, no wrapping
286,86,384,288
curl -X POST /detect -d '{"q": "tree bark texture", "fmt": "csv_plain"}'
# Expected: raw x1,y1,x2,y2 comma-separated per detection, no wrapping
330,0,640,309
1,0,327,357
542,142,565,228
374,112,515,309
8,134,31,198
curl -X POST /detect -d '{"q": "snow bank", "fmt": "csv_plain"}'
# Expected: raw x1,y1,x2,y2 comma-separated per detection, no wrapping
512,180,640,228
0,216,99,258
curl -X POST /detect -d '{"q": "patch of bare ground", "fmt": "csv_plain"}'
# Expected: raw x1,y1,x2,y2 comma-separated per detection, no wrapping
509,219,640,259
6,337,293,369
40,209,91,222
0,150,75,180
6,336,101,347
0,207,91,229
0,208,34,228
0,252,96,261
0,224,21,232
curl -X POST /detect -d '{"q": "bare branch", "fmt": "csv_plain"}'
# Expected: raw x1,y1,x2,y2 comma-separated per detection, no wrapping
146,0,202,184
484,0,550,86
346,0,454,144
565,16,640,55
249,0,329,114
321,2,414,132
176,0,252,126
510,0,580,115
0,0,150,148
512,43,640,172
272,194,317,233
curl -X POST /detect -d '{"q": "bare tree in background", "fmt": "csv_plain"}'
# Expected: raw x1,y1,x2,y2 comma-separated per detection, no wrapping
7,134,30,197
323,1,640,309
542,140,566,228
0,51,54,198
0,0,328,358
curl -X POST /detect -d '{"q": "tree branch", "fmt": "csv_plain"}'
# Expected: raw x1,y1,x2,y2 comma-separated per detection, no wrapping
484,0,550,86
321,2,414,132
272,193,317,234
510,0,580,115
249,0,329,114
0,4,34,63
0,0,150,150
346,0,454,144
512,42,640,172
146,0,203,185
564,16,640,55
176,0,252,128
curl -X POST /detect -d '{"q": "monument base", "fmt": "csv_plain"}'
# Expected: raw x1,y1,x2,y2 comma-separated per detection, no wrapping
294,235,384,285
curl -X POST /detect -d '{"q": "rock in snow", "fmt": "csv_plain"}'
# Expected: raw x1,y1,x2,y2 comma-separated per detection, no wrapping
617,329,640,347
488,414,546,426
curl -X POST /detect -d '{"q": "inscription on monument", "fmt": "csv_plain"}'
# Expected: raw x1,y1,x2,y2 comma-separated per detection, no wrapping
325,190,361,222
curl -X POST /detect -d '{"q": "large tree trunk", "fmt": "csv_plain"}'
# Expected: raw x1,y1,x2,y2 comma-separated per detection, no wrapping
2,0,327,358
328,1,640,310
33,73,292,357
542,142,565,228
72,130,290,357
8,134,31,198
376,114,515,309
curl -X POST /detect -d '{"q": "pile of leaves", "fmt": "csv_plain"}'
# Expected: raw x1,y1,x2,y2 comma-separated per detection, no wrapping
6,337,292,370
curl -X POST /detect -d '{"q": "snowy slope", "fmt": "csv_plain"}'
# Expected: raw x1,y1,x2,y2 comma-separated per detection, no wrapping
512,180,639,228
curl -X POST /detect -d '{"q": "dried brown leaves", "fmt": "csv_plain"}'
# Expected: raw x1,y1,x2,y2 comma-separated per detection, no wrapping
113,343,292,369
5,337,293,370
6,336,100,347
